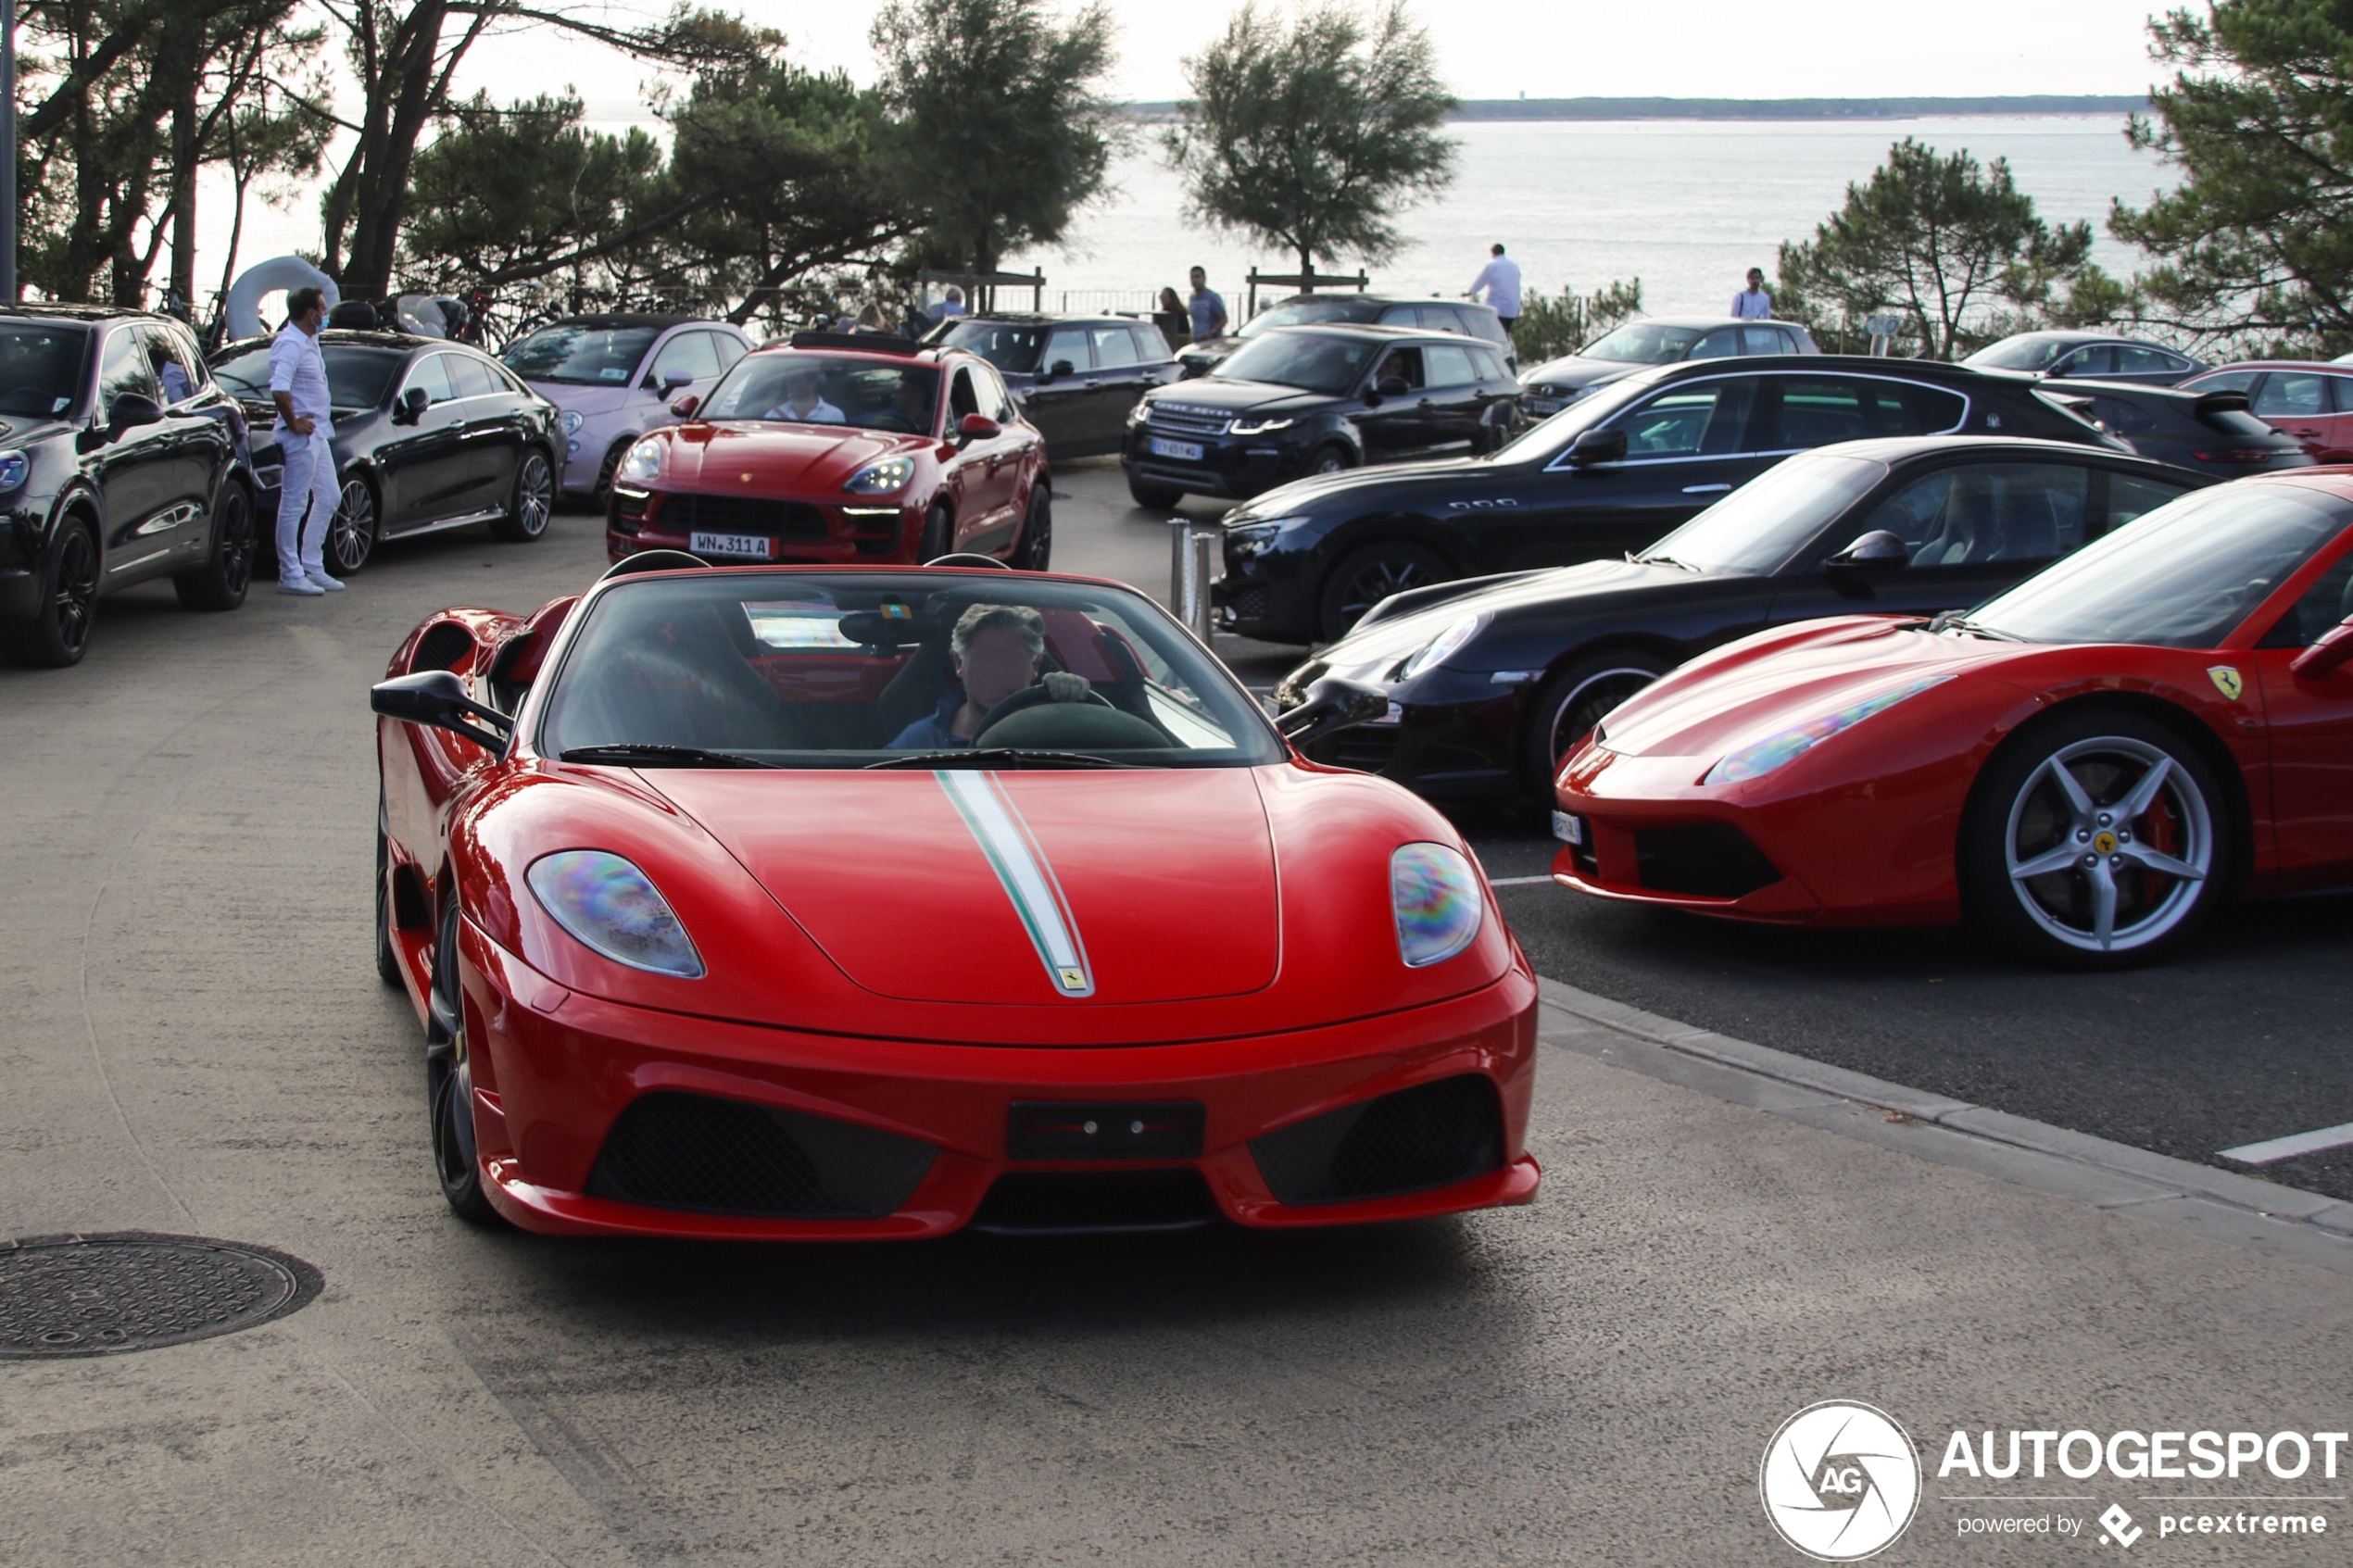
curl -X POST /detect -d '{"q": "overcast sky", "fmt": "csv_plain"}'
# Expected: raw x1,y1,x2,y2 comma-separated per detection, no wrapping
456,0,2172,111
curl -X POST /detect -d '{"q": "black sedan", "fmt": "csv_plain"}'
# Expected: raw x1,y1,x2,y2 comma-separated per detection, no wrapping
1516,316,1821,417
1960,331,2206,385
1123,324,1523,508
208,330,562,575
2035,381,2311,479
1274,436,2209,803
0,304,259,668
1216,355,2123,645
928,313,1182,458
1175,294,1516,378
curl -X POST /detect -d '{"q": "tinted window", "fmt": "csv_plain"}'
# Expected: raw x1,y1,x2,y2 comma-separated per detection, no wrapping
1609,380,1755,458
1374,346,1425,390
403,354,458,406
1423,344,1478,387
935,320,1043,374
1741,326,1789,355
2254,371,2331,417
2079,394,2156,434
1763,377,1964,448
1214,331,1380,395
2202,405,2281,441
1640,452,1889,572
1583,322,1705,365
138,323,203,405
1856,463,2093,566
2114,345,2184,376
1041,327,1091,373
1126,325,1170,364
1237,297,1384,338
1378,306,1418,327
1688,328,1743,360
648,331,723,385
2063,345,2116,377
1416,305,1467,333
0,322,88,417
1090,325,1139,369
2106,473,2189,531
702,353,941,432
1966,336,2076,372
2193,369,2259,395
446,354,505,398
1972,484,2353,647
501,322,661,385
212,342,401,409
2259,552,2353,646
97,328,162,409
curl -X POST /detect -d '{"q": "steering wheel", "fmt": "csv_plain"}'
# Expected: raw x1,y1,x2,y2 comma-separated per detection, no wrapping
978,682,1113,731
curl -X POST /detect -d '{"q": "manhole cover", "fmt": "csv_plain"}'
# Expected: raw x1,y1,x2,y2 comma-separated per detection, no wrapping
0,1233,322,1359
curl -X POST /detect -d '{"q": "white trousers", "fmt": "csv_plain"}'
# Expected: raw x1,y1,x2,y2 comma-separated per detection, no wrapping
275,429,340,583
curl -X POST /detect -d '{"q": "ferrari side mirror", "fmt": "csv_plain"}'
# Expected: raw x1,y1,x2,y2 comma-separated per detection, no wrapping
371,669,513,755
2290,617,2353,680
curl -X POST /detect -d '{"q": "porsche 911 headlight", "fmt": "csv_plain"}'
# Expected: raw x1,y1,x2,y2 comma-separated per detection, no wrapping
1391,843,1483,967
1399,612,1485,680
843,455,915,495
1702,674,1951,785
619,438,663,483
525,850,704,977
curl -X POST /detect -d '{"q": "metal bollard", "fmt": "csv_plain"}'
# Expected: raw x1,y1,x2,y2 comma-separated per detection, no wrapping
1168,517,1219,642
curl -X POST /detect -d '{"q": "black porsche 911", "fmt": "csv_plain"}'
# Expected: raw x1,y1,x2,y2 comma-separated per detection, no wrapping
1215,355,2125,645
1272,436,2208,803
208,330,563,575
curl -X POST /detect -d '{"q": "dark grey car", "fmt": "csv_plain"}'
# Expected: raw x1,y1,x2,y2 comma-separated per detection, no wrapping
2033,381,2312,479
926,315,1183,458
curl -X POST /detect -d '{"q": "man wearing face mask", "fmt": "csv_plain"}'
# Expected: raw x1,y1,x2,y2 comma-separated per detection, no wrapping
888,603,1090,748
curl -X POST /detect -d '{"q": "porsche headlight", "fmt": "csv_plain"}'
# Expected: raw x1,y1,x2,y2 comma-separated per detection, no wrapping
525,850,703,978
619,438,664,483
1400,613,1485,680
843,455,916,495
1229,416,1294,435
1702,674,1951,785
1391,843,1483,967
560,409,585,436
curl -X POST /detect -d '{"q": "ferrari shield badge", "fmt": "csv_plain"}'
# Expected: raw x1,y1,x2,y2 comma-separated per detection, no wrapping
2208,665,2245,701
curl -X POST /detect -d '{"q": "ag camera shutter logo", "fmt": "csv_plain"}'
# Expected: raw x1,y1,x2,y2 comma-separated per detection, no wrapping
1760,1400,1922,1561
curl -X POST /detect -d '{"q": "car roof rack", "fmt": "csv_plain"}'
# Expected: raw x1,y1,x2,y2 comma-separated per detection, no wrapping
598,549,709,581
787,331,923,355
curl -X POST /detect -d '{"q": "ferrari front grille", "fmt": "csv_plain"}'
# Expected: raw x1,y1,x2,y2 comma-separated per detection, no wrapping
970,1169,1220,1235
659,493,828,540
1633,822,1782,898
1250,1074,1503,1206
586,1091,936,1219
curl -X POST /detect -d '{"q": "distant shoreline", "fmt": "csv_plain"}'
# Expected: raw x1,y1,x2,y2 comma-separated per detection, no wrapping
1121,94,2147,123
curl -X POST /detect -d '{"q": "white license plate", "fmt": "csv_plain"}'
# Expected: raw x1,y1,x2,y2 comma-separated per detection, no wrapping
1552,810,1586,846
690,531,775,559
1525,398,1562,417
1149,436,1204,462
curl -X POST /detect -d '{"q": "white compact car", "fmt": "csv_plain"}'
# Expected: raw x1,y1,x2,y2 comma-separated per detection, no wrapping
501,315,754,507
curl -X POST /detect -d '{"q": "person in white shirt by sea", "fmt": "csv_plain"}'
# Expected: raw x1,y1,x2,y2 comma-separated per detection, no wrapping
1731,268,1774,320
267,286,344,596
1466,244,1522,338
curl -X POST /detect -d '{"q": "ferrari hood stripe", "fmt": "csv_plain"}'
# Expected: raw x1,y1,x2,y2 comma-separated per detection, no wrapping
936,771,1095,998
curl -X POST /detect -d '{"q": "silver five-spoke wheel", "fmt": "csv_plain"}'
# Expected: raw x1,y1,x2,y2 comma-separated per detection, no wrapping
2000,734,2212,955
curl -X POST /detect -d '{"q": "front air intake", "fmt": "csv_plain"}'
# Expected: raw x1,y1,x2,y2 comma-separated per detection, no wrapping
1250,1074,1503,1206
1633,822,1782,898
587,1091,935,1219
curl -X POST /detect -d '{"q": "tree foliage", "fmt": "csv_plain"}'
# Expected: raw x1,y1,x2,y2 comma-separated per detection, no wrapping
1166,0,1454,286
1511,278,1643,364
870,0,1120,275
2110,0,2353,354
1774,138,2119,359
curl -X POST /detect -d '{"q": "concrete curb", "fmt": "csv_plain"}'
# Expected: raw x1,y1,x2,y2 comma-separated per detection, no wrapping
1534,974,2353,1280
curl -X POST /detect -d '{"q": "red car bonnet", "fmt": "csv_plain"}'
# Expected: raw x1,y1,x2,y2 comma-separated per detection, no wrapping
651,420,925,494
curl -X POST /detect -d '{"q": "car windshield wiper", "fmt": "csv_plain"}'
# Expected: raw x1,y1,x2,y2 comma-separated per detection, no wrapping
1927,612,2021,641
864,747,1137,771
560,743,779,769
1633,552,1704,572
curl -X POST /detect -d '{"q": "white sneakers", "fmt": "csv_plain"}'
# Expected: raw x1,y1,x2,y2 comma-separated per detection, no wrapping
277,577,323,596
309,571,346,592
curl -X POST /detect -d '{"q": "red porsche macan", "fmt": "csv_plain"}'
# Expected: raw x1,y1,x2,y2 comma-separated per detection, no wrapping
371,560,1540,1237
607,333,1053,571
1551,470,2353,966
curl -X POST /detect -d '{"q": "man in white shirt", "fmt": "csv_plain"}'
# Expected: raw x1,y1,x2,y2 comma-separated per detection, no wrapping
1467,245,1523,338
267,286,342,596
761,365,845,424
1731,269,1774,320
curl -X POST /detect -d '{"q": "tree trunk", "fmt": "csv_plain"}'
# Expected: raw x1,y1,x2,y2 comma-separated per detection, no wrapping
1297,243,1313,293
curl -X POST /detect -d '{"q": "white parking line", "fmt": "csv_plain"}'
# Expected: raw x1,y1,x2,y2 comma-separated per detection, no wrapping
2219,1122,2353,1165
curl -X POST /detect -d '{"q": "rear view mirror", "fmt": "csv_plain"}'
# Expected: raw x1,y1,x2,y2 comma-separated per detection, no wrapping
956,411,1000,442
2291,617,2353,680
1565,428,1628,467
394,386,429,424
371,670,513,755
669,393,699,419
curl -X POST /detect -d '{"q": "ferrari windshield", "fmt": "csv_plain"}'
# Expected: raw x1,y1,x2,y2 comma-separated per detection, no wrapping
538,571,1286,768
1967,483,2353,647
1213,330,1380,395
698,354,941,433
1639,453,1890,573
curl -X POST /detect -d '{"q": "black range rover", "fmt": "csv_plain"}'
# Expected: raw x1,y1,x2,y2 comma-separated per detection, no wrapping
1121,324,1522,508
1213,354,2124,643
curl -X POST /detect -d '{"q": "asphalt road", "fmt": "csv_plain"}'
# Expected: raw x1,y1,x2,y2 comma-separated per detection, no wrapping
4,464,2350,1563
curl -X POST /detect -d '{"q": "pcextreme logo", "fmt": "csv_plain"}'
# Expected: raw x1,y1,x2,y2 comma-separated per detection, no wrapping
1761,1400,1923,1561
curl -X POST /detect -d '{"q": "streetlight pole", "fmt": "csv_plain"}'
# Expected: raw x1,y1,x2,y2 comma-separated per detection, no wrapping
1,0,16,303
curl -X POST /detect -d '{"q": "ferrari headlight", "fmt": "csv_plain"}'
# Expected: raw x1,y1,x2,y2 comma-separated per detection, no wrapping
1702,674,1951,785
1391,843,1483,967
619,438,663,483
1229,416,1294,435
1400,613,1485,680
560,409,585,436
843,455,915,495
525,850,704,978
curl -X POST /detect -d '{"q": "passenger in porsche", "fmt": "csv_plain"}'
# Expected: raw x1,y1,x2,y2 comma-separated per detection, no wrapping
887,604,1088,747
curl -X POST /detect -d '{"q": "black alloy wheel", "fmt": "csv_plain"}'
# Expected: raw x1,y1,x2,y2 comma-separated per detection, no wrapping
591,439,631,512
173,483,255,611
325,474,379,575
8,516,99,667
428,898,501,1224
919,503,954,562
1318,540,1451,643
1015,484,1052,570
1126,472,1183,509
1309,445,1353,476
491,449,554,542
1518,650,1673,799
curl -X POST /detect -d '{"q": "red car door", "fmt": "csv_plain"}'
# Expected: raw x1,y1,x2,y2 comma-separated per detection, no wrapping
2250,369,2346,460
2251,543,2353,887
942,361,1026,553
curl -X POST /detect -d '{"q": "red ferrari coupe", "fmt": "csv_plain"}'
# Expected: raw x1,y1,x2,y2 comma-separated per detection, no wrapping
1552,470,2353,966
607,332,1051,571
371,558,1539,1236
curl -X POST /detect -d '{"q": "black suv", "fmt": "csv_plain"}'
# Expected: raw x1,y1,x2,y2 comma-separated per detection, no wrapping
1176,293,1516,378
1214,354,2124,643
928,314,1183,458
1123,324,1522,508
0,305,258,667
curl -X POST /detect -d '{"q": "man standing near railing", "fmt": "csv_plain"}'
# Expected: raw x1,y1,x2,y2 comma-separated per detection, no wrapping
1467,244,1522,341
1187,267,1228,345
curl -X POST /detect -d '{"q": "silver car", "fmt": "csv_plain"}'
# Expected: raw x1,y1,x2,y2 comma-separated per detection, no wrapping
500,315,753,506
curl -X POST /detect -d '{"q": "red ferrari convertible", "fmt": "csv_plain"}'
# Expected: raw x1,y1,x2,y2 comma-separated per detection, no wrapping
607,332,1051,571
1552,470,2353,966
371,558,1538,1236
